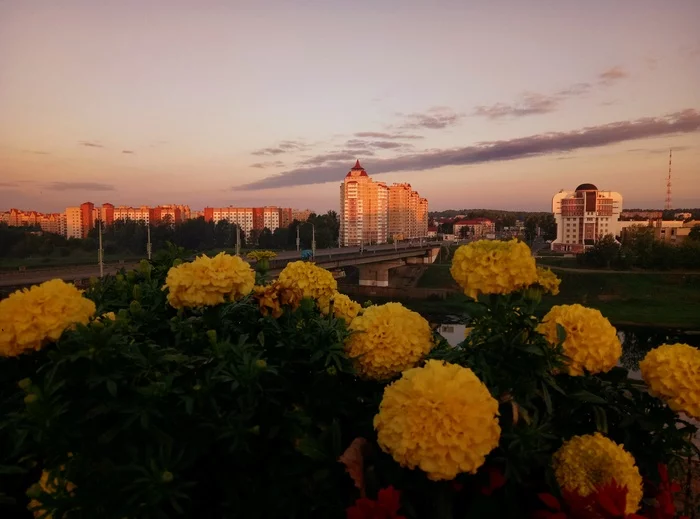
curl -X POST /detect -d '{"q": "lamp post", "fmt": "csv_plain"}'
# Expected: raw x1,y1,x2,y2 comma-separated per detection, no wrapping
98,220,104,278
146,223,152,260
236,225,241,256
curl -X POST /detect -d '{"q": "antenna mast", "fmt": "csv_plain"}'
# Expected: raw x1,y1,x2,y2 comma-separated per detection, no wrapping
664,148,672,210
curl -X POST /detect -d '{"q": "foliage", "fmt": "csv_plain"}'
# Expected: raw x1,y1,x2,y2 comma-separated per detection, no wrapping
0,247,698,518
577,227,700,270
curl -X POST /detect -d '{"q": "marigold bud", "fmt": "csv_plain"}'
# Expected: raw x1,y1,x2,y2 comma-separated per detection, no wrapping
24,394,38,404
206,330,217,345
255,359,267,369
18,378,32,390
129,300,141,315
161,471,174,483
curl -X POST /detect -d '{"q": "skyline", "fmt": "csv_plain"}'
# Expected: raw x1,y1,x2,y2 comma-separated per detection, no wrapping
1,0,700,213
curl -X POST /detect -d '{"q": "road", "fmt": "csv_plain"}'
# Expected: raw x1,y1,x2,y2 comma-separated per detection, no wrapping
0,242,445,288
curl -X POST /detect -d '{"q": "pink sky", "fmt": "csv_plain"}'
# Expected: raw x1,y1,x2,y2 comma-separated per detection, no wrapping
1,0,699,213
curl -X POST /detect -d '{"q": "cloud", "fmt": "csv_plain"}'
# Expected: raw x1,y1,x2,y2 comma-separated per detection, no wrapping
238,109,700,190
398,106,463,129
47,182,115,191
475,82,593,120
474,92,561,119
21,149,50,155
250,160,285,169
598,66,629,84
79,141,104,148
0,182,18,187
680,44,700,59
627,145,692,154
122,150,135,154
353,132,424,140
252,140,308,156
297,151,374,167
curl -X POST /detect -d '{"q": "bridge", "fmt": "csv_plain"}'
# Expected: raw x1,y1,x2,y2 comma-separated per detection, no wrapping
0,242,444,291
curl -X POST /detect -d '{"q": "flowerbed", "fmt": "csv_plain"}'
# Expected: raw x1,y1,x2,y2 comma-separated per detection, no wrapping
0,240,698,518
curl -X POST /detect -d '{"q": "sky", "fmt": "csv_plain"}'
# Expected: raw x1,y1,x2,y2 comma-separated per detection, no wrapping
1,0,699,213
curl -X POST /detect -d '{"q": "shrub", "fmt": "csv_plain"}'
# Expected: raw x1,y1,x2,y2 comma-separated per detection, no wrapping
0,249,697,519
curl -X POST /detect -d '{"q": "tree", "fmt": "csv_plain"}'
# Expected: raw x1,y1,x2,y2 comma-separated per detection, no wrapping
688,225,700,242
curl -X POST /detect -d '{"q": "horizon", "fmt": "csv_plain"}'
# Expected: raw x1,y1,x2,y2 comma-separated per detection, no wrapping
2,0,699,213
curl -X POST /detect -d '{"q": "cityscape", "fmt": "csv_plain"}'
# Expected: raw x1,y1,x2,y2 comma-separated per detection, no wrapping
1,1,699,518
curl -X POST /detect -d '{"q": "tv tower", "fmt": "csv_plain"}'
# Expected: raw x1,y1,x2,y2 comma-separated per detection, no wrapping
664,148,672,210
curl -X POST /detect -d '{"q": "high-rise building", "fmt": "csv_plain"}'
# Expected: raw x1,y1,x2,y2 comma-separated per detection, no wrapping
339,160,389,246
387,183,429,240
340,161,428,246
65,206,83,239
101,203,115,225
79,202,95,238
552,183,623,253
0,208,64,234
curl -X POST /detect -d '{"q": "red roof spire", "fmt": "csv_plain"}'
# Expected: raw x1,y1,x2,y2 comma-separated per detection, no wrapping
352,159,363,170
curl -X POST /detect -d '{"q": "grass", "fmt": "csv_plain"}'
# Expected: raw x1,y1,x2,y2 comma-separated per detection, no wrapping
536,256,579,268
0,252,142,270
414,264,700,328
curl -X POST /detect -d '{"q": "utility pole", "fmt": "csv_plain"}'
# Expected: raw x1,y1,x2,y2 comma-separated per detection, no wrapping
664,148,673,211
146,223,152,260
296,225,300,252
98,220,104,278
235,225,241,256
311,224,316,259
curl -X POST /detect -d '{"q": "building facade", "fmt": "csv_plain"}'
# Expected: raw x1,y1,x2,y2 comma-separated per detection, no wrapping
339,161,389,246
203,206,293,234
339,161,428,246
552,183,623,253
0,209,64,234
453,218,496,239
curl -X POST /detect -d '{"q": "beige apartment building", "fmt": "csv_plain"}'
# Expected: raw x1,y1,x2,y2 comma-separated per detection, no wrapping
339,161,428,246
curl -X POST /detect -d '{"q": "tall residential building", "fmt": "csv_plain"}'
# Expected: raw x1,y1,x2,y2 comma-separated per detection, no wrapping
387,183,429,240
340,161,428,246
552,183,623,253
65,207,84,239
80,202,95,238
203,206,293,234
339,160,390,246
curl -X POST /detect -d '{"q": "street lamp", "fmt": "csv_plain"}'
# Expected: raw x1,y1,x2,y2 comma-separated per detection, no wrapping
146,223,152,260
97,219,104,278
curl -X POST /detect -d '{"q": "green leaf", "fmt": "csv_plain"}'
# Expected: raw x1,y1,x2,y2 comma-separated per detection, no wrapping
0,465,26,475
541,382,552,415
295,437,327,461
521,345,545,356
106,380,118,397
570,391,607,405
593,406,608,433
555,323,567,343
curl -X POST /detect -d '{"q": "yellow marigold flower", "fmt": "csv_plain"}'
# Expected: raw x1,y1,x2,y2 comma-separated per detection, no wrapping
345,303,433,380
28,468,77,519
318,292,362,324
538,304,621,376
534,267,561,295
163,252,255,309
253,281,304,318
246,250,278,261
0,279,96,357
101,312,116,321
374,360,500,481
639,343,700,419
277,261,337,301
553,433,643,514
450,239,537,299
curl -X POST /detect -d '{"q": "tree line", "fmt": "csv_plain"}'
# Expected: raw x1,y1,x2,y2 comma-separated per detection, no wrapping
577,226,700,270
0,211,340,261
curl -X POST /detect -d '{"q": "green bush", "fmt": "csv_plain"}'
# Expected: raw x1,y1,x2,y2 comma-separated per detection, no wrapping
0,253,698,518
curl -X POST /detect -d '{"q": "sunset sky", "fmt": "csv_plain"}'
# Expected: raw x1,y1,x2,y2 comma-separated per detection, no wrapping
1,0,699,213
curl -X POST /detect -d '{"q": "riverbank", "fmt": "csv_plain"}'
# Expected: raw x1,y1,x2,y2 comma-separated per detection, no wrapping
395,264,700,328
